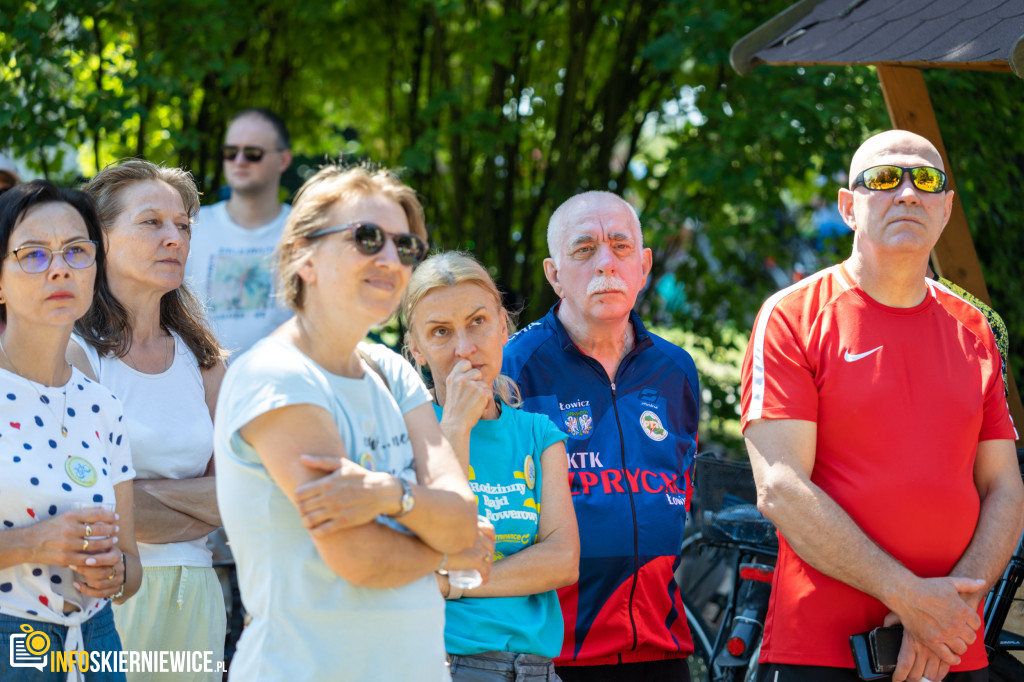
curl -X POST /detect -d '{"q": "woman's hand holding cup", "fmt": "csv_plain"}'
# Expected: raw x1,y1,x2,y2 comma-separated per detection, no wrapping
68,502,123,598
445,516,496,588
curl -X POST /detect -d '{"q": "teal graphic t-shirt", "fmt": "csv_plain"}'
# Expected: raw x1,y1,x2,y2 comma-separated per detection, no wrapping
433,401,568,657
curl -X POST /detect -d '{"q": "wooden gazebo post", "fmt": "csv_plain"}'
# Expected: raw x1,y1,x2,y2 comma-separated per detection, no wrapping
875,65,1024,424
730,1,1024,442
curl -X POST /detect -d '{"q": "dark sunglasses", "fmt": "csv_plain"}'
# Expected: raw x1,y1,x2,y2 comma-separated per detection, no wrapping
6,239,98,274
308,222,429,266
222,145,275,163
852,165,948,193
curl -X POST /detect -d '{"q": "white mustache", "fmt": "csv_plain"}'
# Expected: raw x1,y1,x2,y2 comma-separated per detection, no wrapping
586,275,629,296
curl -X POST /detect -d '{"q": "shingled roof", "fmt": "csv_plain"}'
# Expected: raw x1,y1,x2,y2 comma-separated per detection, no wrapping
731,0,1024,77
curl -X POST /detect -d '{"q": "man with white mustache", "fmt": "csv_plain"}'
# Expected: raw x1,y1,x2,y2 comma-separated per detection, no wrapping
503,191,702,681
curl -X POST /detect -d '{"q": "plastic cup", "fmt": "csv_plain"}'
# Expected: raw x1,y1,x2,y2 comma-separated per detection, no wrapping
73,502,116,547
447,569,483,590
448,514,491,589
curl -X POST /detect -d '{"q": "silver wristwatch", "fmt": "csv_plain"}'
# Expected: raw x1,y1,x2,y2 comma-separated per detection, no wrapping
392,477,415,518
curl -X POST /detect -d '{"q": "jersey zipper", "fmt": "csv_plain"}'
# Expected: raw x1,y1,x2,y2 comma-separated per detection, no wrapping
610,381,641,652
565,336,646,656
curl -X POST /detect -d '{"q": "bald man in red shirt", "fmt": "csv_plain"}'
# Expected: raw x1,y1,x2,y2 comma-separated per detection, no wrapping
741,130,1024,682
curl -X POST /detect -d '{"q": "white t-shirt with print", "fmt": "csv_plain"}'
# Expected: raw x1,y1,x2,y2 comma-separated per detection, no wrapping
214,338,446,682
0,366,134,623
185,201,293,355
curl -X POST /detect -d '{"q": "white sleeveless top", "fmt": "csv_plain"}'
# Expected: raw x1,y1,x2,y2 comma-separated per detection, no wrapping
75,332,215,567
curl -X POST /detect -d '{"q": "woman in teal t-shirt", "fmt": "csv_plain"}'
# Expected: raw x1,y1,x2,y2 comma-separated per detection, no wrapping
402,251,579,682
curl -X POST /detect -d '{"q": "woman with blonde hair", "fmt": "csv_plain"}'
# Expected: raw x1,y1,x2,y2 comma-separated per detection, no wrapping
214,164,490,680
402,251,579,682
76,159,226,680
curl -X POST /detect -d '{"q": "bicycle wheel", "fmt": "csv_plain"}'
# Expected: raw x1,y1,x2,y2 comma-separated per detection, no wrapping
988,649,1024,682
684,598,715,682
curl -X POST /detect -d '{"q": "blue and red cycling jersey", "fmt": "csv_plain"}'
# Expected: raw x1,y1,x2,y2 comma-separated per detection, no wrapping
502,305,700,666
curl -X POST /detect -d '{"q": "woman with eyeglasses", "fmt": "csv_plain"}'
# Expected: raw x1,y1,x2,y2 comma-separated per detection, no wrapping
0,181,141,682
402,252,578,682
74,160,227,681
214,164,489,681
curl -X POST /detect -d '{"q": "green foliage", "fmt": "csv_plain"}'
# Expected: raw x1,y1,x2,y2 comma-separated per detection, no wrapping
926,69,1024,380
3,0,1023,455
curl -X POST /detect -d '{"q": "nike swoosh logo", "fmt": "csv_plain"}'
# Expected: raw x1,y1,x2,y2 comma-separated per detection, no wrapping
844,346,883,362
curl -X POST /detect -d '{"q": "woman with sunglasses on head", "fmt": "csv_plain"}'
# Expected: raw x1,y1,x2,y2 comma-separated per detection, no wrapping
0,181,141,682
214,164,488,681
74,160,227,681
402,251,579,682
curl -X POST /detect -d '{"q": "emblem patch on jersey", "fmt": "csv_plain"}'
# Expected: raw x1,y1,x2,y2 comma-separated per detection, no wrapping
65,456,97,487
560,401,593,440
639,410,668,441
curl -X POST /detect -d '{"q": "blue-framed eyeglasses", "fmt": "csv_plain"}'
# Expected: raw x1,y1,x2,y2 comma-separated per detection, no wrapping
6,240,99,274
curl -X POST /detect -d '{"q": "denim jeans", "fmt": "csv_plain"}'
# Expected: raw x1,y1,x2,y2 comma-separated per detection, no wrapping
449,651,561,681
0,603,125,681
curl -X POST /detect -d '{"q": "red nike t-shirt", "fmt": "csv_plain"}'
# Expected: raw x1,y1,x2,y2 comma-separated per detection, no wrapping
740,263,1016,669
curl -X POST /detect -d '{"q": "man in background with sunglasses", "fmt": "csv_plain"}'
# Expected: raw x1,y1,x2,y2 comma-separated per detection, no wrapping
186,107,294,354
741,130,1024,682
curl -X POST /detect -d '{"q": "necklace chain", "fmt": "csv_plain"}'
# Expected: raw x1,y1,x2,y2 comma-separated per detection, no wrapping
124,334,172,373
0,334,70,437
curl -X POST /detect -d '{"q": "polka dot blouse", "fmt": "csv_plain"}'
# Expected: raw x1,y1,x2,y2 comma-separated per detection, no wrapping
0,365,134,624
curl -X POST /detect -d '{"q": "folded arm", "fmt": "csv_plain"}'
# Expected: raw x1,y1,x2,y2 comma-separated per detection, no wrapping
132,476,220,543
243,402,468,588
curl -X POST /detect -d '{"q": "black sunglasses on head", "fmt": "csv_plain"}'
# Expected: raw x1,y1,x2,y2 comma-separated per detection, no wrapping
852,165,948,193
222,145,274,163
308,222,429,266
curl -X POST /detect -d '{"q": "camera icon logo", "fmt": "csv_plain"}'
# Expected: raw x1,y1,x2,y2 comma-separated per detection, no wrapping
10,623,50,671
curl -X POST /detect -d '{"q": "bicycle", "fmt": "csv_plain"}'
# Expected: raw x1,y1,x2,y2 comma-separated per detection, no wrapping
680,451,1024,682
981,449,1024,679
680,453,777,682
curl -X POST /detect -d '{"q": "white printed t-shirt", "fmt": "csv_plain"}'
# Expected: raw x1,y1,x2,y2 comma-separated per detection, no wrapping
186,201,292,354
214,338,447,681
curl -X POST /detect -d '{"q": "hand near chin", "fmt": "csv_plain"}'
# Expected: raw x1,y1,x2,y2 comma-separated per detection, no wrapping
441,359,491,429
